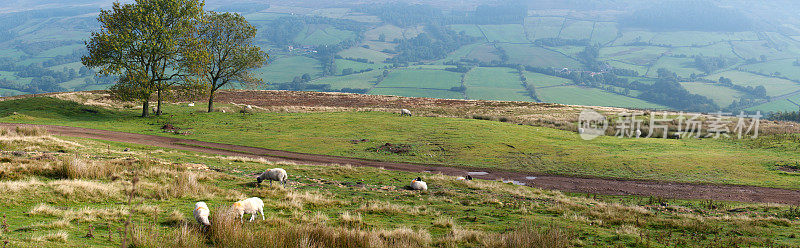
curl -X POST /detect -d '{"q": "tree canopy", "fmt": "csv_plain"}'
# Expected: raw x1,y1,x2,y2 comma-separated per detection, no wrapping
198,11,267,112
82,0,207,117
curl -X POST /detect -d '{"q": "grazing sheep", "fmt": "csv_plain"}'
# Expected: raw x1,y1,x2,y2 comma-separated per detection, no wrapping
257,168,288,187
456,175,473,181
193,202,211,226
400,109,412,116
188,103,195,107
246,105,253,110
410,177,427,191
635,129,642,138
233,197,264,223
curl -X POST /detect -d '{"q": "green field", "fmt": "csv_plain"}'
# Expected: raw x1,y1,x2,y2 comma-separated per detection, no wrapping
731,41,796,61
591,22,619,45
464,67,531,101
465,44,501,62
746,97,800,113
649,32,753,47
523,71,573,88
479,24,528,43
334,59,387,75
704,70,800,97
256,56,323,84
537,86,666,109
294,26,356,46
337,47,390,63
647,56,704,78
671,42,740,59
680,82,745,106
740,59,800,81
364,24,405,41
558,20,594,40
376,69,461,90
523,17,564,40
611,30,659,46
310,70,382,90
369,87,463,99
600,46,668,66
500,44,582,68
448,24,483,38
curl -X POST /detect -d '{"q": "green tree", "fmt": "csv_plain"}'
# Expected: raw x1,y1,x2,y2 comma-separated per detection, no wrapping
82,0,207,117
198,12,267,112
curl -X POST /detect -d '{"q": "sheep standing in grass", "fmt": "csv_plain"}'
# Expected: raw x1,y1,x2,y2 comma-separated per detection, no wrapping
410,177,427,191
257,168,288,187
400,109,412,116
233,197,264,223
193,202,211,226
188,103,195,107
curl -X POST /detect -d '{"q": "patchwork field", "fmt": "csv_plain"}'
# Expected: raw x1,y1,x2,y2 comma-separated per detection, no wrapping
479,24,529,43
256,56,323,84
680,82,745,106
500,44,582,68
523,71,573,88
376,69,461,90
310,70,381,90
537,86,666,109
464,67,531,101
704,70,800,97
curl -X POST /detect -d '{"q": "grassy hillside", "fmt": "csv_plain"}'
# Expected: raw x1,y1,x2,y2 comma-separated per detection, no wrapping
1,97,799,190
1,124,799,247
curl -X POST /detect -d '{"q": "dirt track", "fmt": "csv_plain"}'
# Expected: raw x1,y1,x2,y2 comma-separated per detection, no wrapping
4,122,800,205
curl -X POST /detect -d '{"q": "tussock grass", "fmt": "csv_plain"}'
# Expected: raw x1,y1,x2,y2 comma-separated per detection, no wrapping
131,223,205,248
210,207,433,248
50,179,123,201
340,211,364,228
29,230,69,243
61,156,125,179
433,216,456,228
164,209,186,226
14,126,48,136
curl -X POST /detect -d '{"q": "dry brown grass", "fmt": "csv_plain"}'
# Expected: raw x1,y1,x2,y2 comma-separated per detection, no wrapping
340,211,364,228
209,207,434,248
28,230,69,243
14,126,48,136
61,156,125,179
433,216,456,228
131,223,205,248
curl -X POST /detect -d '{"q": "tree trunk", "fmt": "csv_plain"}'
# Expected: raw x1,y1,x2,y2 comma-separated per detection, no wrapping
156,89,162,116
141,100,149,117
207,90,215,113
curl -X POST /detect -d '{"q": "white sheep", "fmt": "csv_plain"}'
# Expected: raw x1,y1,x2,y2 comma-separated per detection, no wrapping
188,103,195,107
193,202,211,226
578,127,585,134
233,197,264,223
410,177,427,190
246,105,253,110
400,109,412,116
257,168,288,187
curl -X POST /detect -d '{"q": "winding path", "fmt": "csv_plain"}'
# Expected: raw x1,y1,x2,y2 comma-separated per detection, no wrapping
4,123,800,205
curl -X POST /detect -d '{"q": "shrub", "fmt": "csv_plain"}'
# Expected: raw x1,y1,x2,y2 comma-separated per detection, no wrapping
14,126,47,136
